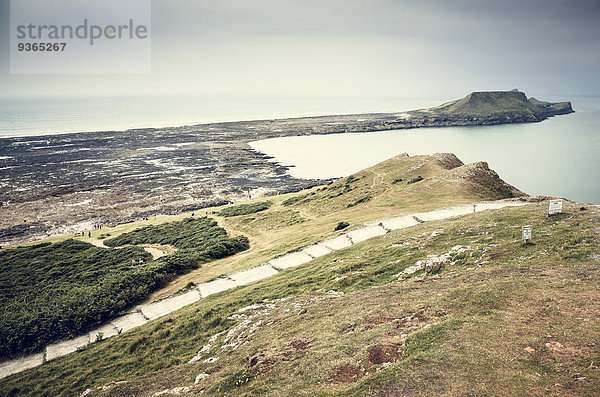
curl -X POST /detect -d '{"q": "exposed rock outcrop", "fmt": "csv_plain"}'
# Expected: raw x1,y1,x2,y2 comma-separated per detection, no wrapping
440,161,526,199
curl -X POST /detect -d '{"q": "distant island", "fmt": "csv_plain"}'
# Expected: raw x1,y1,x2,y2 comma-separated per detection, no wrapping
234,89,573,136
407,89,573,124
0,90,573,245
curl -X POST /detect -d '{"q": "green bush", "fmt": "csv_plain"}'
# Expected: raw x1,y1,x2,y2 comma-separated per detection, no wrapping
104,217,247,252
407,176,424,184
345,175,359,184
347,196,372,208
334,221,350,231
282,196,304,206
218,201,272,217
0,240,151,360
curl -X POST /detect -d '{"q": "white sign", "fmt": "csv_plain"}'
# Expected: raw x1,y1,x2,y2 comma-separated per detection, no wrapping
548,199,563,216
522,225,532,241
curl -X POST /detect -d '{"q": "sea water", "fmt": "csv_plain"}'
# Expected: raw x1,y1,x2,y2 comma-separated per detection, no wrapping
250,96,600,204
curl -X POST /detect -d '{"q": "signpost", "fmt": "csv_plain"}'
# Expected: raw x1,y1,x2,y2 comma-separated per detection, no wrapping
548,199,563,217
522,225,532,243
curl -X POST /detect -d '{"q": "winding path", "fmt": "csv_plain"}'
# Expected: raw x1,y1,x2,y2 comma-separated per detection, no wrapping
89,239,171,260
0,199,529,379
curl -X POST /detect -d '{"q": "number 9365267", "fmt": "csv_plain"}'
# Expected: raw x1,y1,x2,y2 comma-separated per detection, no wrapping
17,42,66,51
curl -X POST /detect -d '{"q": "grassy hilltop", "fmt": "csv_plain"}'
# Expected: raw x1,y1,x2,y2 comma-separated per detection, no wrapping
411,89,574,119
1,153,599,396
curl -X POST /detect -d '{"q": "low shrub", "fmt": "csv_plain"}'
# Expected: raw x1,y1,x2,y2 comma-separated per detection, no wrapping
104,217,246,251
347,196,372,208
282,196,304,206
335,221,350,231
218,201,272,217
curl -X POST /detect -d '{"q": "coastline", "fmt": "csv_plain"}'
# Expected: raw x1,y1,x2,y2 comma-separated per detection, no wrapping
0,91,574,140
0,92,577,244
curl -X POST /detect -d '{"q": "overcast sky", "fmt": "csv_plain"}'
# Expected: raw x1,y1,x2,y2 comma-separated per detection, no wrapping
1,0,599,98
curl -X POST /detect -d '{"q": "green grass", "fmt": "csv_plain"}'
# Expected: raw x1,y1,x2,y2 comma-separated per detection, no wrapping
2,202,598,396
1,154,596,396
210,369,255,393
402,319,464,359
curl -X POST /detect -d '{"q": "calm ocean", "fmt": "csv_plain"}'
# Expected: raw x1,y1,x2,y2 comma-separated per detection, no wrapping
250,95,600,204
1,94,598,203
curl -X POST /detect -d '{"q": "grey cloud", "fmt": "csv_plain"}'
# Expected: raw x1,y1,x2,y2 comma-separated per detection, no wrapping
0,0,599,97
